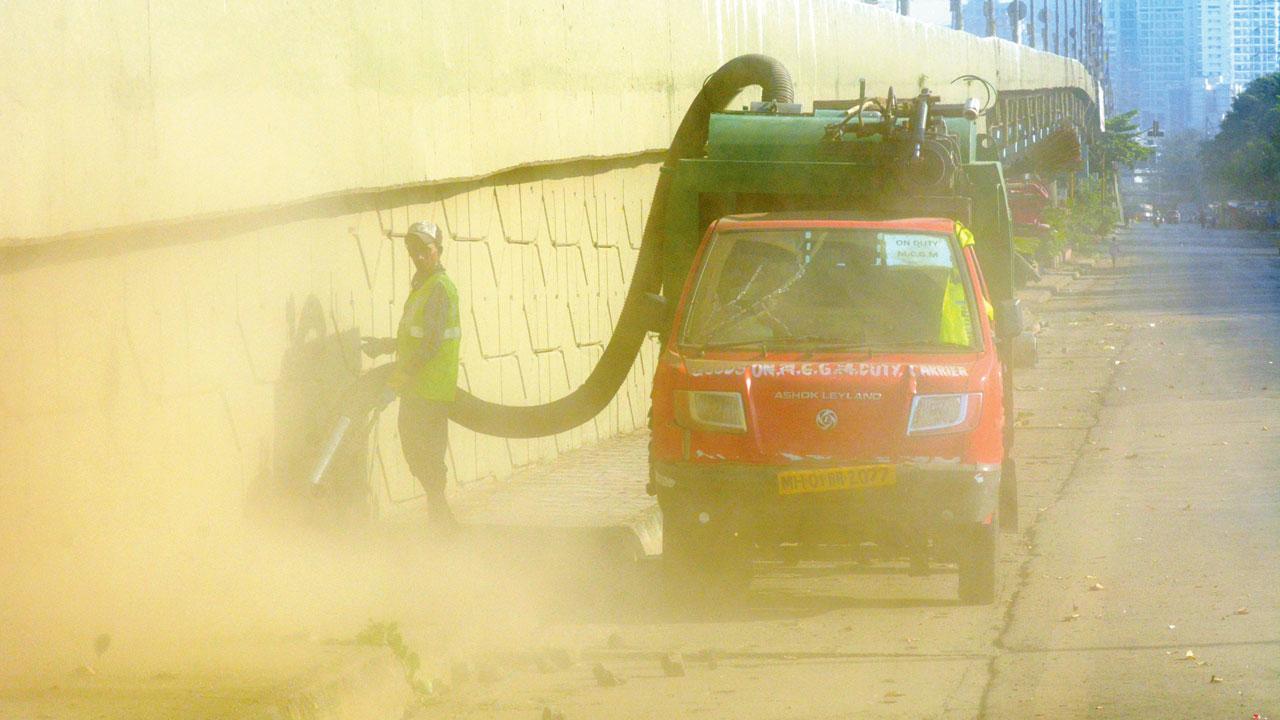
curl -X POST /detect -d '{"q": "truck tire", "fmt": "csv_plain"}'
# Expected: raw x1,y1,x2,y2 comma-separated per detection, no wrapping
957,522,996,605
999,459,1019,533
662,511,751,608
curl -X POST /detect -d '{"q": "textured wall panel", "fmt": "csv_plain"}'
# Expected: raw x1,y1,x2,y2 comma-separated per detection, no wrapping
1,1,1094,242
1,160,662,551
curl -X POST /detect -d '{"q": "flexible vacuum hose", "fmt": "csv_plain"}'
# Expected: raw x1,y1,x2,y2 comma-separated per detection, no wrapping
448,54,793,438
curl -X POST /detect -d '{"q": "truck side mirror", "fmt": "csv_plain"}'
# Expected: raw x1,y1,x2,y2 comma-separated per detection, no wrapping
995,299,1024,340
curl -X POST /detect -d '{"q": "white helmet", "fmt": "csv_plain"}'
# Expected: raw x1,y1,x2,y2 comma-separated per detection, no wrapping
405,220,443,246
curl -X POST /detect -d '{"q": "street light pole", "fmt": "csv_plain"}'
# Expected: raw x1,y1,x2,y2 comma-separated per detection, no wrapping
1025,0,1033,47
1056,0,1064,55
1068,0,1074,59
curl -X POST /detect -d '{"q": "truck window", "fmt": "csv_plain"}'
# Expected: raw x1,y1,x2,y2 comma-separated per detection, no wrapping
680,227,979,351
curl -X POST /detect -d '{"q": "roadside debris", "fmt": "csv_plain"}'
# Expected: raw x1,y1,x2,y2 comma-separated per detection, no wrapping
546,647,574,669
1209,675,1224,684
94,633,111,661
592,662,623,687
1089,582,1105,591
702,649,720,670
69,633,115,678
1233,607,1250,616
661,653,686,677
354,620,437,703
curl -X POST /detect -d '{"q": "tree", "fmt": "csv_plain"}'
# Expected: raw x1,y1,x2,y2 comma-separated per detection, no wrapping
1091,109,1154,177
1042,175,1118,249
1153,130,1207,205
1201,73,1280,201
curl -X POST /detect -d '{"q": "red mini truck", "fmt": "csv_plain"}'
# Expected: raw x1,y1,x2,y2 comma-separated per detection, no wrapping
650,214,1018,604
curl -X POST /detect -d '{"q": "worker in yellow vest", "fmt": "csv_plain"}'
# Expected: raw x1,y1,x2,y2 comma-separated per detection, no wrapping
363,221,462,533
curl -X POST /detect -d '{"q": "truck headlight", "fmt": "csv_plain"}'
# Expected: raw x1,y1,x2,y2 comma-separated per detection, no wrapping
674,390,747,433
907,393,982,435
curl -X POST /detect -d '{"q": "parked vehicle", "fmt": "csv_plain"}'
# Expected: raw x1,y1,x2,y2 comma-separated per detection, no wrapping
641,76,1052,606
650,215,1022,605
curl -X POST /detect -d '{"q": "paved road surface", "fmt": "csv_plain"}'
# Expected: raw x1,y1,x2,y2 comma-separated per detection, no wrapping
3,225,1275,719
418,226,1279,719
982,226,1280,718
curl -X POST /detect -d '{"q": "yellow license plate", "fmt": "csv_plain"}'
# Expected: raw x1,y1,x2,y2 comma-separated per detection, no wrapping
777,464,897,496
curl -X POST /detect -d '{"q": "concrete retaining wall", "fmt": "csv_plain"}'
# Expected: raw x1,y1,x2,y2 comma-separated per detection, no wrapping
0,1,1093,544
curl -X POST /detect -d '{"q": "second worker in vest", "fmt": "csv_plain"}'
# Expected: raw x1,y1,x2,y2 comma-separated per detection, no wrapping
362,221,462,534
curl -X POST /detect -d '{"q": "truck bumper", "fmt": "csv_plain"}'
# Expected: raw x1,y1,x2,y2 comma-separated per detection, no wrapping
651,460,1000,546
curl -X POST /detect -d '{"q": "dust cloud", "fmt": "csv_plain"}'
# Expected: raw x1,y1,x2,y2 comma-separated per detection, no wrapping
0,420,572,685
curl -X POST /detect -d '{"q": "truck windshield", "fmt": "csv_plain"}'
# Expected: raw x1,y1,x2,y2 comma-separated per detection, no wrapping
679,227,980,351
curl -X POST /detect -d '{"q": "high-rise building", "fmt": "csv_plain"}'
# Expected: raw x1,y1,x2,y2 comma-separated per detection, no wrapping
1105,0,1279,134
1133,0,1200,132
1196,0,1280,131
1196,0,1234,130
1230,0,1280,85
1105,0,1142,111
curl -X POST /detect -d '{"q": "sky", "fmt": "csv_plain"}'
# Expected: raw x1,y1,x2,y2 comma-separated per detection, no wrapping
911,0,956,26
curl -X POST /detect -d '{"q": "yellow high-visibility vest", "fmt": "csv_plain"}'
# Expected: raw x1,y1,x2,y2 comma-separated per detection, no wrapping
394,270,461,402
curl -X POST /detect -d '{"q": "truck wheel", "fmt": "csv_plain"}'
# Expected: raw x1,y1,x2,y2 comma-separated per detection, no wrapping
662,512,751,608
999,459,1019,534
957,523,996,605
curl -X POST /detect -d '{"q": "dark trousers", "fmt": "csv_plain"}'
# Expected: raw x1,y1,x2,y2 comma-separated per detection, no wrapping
397,395,450,498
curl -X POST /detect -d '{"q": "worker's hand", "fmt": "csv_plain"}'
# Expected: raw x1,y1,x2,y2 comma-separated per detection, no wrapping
361,336,396,358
